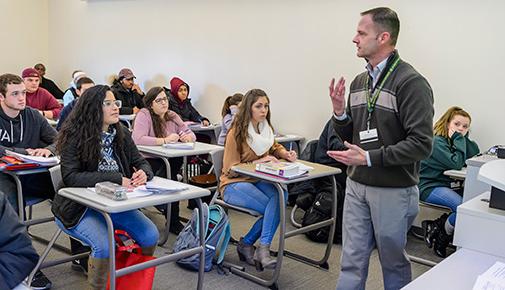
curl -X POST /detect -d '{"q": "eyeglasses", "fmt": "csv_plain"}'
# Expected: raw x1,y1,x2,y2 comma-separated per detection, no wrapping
154,97,168,104
103,99,122,108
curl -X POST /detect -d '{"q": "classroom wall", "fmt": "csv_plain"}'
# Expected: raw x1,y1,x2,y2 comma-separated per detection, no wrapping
0,0,49,75
43,0,505,150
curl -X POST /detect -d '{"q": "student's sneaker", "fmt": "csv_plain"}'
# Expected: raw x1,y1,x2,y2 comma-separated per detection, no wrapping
71,258,89,274
30,270,52,290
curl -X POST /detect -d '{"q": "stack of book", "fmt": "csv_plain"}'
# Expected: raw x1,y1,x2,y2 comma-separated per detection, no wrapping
255,161,308,179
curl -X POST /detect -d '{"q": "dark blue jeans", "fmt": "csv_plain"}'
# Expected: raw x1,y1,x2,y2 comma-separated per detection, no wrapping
56,208,159,258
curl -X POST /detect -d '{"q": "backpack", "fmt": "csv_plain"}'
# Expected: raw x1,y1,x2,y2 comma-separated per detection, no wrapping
301,187,343,244
173,203,231,272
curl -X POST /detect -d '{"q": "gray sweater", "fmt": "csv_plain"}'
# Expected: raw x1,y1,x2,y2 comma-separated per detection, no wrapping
333,52,434,187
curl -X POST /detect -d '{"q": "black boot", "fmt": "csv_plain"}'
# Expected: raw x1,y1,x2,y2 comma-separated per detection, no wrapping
433,214,452,258
422,220,439,249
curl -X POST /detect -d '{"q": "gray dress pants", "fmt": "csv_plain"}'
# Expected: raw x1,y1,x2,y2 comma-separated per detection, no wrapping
336,178,419,290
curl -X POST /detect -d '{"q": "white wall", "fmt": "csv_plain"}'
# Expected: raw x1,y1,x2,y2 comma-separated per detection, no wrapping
0,0,49,75
45,0,504,150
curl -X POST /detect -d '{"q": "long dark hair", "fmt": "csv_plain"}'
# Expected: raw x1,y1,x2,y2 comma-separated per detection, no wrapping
233,89,273,153
56,85,124,162
143,86,174,138
221,93,243,117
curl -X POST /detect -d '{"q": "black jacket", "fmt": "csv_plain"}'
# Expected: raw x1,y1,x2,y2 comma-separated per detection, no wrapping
40,76,64,99
51,125,154,228
111,82,145,115
0,192,39,290
165,87,209,123
0,106,56,156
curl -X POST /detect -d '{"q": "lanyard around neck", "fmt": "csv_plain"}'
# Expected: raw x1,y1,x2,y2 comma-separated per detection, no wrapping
364,55,401,114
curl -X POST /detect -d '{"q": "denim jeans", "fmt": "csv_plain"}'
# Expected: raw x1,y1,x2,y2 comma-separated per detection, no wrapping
425,186,462,226
55,208,159,258
223,181,288,245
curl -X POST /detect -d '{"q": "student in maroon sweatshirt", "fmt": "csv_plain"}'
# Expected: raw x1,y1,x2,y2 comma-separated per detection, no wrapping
22,68,62,120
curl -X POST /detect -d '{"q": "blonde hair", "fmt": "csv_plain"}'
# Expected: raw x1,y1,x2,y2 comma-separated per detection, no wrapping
433,106,472,138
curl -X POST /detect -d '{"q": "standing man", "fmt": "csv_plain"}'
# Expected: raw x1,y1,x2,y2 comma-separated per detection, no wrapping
22,68,62,120
34,63,64,100
327,7,434,290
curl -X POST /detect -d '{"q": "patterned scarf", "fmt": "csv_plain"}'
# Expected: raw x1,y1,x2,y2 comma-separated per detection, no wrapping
98,127,120,173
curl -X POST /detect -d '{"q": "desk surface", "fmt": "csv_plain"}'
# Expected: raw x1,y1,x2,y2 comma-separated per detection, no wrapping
189,123,221,132
466,154,498,167
137,142,223,158
478,159,505,191
232,160,341,185
58,177,210,213
403,248,505,290
275,134,304,143
443,168,467,180
119,114,136,121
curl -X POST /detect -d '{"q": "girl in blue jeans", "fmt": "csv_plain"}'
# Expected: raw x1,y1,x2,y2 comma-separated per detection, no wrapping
419,106,479,257
51,85,159,289
219,89,297,270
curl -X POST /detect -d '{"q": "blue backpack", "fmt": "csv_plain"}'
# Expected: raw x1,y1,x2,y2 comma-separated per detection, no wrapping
173,203,231,272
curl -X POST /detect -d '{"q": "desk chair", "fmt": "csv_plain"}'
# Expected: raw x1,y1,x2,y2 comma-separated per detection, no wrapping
3,169,55,227
209,148,262,217
27,165,90,287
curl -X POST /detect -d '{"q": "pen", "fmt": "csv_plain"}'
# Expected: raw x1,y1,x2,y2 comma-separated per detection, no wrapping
289,142,293,152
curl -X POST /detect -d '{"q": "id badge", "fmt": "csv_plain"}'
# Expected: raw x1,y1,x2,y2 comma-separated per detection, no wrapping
359,128,379,144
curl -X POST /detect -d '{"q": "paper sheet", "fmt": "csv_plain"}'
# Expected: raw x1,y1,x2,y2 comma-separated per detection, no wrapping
473,261,505,290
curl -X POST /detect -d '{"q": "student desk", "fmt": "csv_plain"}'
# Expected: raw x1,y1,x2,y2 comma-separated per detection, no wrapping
137,142,223,245
46,118,57,127
443,167,467,180
55,177,210,290
463,154,498,203
119,114,136,129
229,160,341,289
189,123,222,144
137,142,223,183
403,248,505,289
274,134,304,154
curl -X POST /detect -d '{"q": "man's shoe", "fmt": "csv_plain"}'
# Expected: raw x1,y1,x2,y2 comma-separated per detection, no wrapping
169,221,185,235
30,270,52,290
71,258,89,274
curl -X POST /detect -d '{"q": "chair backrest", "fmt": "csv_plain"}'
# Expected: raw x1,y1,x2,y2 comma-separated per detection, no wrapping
209,148,224,204
49,165,64,192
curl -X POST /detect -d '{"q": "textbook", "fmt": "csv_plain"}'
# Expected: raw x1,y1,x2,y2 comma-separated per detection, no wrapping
162,142,195,150
0,155,39,171
5,150,60,166
255,161,307,179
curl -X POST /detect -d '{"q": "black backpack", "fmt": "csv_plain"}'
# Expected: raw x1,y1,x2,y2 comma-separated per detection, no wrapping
301,183,343,244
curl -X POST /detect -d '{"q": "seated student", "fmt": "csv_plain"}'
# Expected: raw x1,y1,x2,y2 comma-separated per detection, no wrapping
22,68,62,120
0,191,39,290
51,85,159,290
111,68,144,115
132,86,196,234
419,106,479,257
168,77,210,126
62,70,87,106
0,73,56,289
220,89,297,270
34,63,64,100
57,77,95,130
217,93,243,146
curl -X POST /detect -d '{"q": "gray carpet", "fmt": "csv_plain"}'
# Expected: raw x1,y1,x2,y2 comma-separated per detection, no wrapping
27,200,448,289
